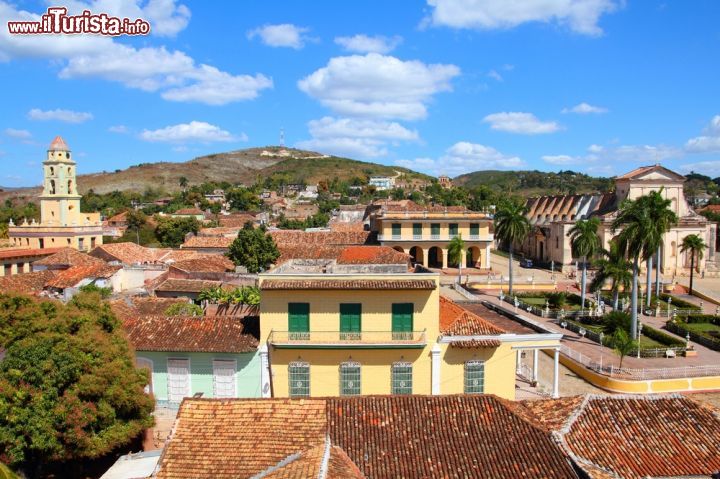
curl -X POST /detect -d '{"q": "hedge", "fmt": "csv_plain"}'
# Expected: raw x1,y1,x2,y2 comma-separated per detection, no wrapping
666,321,720,351
658,293,701,310
641,324,685,347
676,314,720,325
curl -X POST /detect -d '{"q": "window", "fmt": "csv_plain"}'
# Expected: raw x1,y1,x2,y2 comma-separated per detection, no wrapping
78,238,84,250
167,358,190,403
556,237,559,249
449,223,459,238
212,360,236,398
49,167,54,175
391,303,413,340
431,223,440,238
340,303,361,340
340,361,361,396
464,360,485,394
289,361,310,397
49,180,56,195
391,362,412,395
469,223,479,237
413,223,422,238
91,237,96,248
392,223,401,238
288,303,310,340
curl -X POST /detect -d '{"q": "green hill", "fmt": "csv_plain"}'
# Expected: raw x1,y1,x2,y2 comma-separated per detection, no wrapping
453,170,613,197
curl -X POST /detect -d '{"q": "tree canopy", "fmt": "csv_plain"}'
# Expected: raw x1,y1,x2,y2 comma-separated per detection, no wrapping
154,216,200,248
227,223,280,273
0,292,154,476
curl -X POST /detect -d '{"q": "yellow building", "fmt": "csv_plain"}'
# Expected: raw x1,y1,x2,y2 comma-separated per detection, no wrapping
258,245,562,400
8,136,102,251
368,201,494,269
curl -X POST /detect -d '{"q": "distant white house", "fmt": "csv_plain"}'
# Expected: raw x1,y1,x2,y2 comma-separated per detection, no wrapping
369,176,395,191
297,185,319,200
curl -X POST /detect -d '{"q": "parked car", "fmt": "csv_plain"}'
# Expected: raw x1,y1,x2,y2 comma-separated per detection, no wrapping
520,258,534,268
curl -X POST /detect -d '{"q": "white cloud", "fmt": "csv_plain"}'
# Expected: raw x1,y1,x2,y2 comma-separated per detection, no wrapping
247,24,310,49
483,112,561,134
298,53,460,121
678,161,720,177
425,0,619,36
542,143,682,169
562,102,608,114
487,69,503,81
334,34,403,54
397,141,524,176
685,115,720,153
4,128,31,139
140,121,241,143
108,125,128,133
28,108,93,123
0,2,270,106
296,116,419,159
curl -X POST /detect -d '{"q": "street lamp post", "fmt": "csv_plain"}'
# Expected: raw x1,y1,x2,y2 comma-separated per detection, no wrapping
637,321,643,359
668,297,672,318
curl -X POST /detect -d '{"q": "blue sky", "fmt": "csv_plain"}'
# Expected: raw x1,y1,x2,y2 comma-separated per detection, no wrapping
1,0,720,187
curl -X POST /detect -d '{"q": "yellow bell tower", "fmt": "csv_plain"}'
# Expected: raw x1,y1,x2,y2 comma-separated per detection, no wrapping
8,136,103,251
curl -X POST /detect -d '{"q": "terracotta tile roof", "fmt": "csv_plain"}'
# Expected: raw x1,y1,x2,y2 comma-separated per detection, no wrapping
173,207,204,215
261,279,436,290
90,242,157,264
614,164,686,181
48,135,69,151
439,296,505,347
197,226,241,237
110,297,189,321
105,211,128,223
336,245,409,265
0,270,56,294
218,213,257,228
154,249,205,263
156,395,577,479
123,315,258,353
154,278,223,293
33,248,105,268
328,221,366,232
701,204,720,213
277,244,345,263
45,263,121,289
181,236,233,249
522,394,720,479
155,398,327,479
0,247,64,261
270,230,371,246
169,256,235,273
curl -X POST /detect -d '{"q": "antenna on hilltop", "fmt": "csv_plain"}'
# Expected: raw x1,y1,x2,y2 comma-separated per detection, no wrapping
279,128,285,147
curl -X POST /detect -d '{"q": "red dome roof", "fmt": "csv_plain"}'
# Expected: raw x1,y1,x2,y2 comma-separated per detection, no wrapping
48,135,70,151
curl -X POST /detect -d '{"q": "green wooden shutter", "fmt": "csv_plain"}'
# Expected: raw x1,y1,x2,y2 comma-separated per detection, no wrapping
470,223,479,236
288,303,309,339
413,223,422,236
392,303,413,340
392,223,401,237
340,303,361,340
449,223,459,237
431,223,440,236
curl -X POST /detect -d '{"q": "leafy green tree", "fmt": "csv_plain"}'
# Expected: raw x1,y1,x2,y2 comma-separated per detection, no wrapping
611,328,636,368
612,190,678,339
568,217,601,309
602,311,632,335
591,241,632,310
227,223,280,273
494,199,531,296
447,234,466,282
680,234,706,295
0,293,153,477
165,302,204,316
78,283,112,298
179,176,188,189
154,217,200,248
226,187,261,211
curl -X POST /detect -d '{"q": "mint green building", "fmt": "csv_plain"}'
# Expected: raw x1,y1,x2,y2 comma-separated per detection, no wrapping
126,315,262,407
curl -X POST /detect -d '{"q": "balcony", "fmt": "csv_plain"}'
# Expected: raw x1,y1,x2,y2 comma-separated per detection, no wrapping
268,330,427,349
378,234,493,242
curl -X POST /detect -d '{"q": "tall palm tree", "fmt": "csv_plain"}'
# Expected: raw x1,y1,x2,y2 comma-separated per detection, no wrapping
448,234,466,284
680,234,706,295
568,217,602,310
612,190,678,339
494,199,531,296
590,240,633,310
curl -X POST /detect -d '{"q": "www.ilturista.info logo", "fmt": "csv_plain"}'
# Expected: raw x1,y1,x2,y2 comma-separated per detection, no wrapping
7,7,151,36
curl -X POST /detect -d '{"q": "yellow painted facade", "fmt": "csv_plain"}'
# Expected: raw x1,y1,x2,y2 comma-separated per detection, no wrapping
373,211,494,269
259,272,562,400
8,137,102,251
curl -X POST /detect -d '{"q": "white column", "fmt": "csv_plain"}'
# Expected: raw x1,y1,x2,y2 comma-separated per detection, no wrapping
485,246,490,269
552,348,560,398
532,349,539,383
422,248,429,268
431,343,441,395
515,350,522,375
259,343,271,398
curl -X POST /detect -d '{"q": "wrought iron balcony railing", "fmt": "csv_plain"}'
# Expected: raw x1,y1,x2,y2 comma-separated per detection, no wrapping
268,330,427,349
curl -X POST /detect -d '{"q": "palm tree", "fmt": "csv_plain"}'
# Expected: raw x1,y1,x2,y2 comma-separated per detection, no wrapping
590,241,633,310
612,190,678,339
611,328,636,369
494,199,531,296
448,234,466,284
568,217,601,310
680,234,706,295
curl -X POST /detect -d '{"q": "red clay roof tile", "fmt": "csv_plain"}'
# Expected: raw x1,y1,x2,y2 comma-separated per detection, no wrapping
261,279,436,290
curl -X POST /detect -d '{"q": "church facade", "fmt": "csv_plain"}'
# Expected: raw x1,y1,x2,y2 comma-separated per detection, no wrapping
518,165,717,276
8,136,103,251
